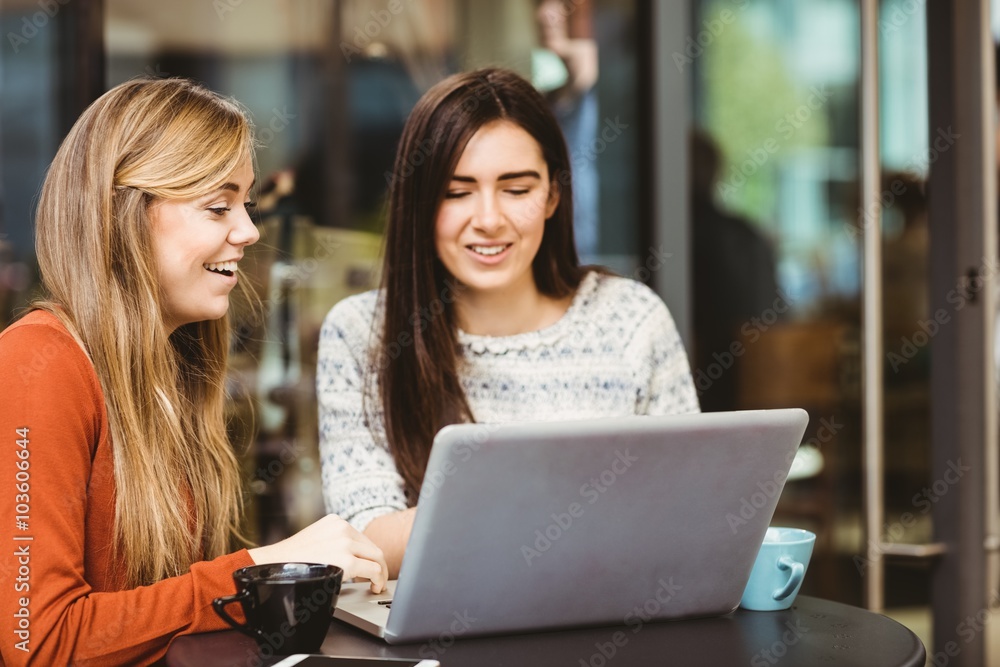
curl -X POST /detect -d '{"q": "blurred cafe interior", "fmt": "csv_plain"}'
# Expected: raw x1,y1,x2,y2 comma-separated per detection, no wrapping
2,0,1000,662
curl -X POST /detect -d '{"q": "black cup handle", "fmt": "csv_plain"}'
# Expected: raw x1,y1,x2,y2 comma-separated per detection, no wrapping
212,590,265,642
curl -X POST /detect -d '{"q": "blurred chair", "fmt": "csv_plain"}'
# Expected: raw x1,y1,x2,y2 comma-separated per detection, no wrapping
737,322,846,411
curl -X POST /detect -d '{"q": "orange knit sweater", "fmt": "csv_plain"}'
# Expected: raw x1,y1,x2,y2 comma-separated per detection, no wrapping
0,311,254,666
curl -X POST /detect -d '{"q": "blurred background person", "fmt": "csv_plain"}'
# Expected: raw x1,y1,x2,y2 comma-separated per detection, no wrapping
690,129,780,412
534,0,600,259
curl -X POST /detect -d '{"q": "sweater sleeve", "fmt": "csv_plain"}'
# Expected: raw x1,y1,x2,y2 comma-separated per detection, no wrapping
0,322,254,666
317,299,409,532
631,295,701,416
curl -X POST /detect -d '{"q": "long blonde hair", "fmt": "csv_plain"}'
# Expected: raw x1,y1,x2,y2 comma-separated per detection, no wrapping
34,78,254,587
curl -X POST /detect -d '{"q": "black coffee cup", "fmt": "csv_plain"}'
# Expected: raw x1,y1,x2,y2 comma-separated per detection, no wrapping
212,562,343,655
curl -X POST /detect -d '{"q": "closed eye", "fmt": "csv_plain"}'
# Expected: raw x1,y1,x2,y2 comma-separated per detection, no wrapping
444,191,471,199
208,201,256,217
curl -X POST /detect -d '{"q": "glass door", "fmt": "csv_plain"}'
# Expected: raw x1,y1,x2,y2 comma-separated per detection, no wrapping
684,1,998,663
688,0,879,611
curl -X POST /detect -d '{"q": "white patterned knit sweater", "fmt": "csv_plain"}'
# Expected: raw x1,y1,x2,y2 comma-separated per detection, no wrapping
317,270,700,531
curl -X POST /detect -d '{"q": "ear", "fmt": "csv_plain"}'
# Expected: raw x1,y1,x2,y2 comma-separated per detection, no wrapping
545,179,561,220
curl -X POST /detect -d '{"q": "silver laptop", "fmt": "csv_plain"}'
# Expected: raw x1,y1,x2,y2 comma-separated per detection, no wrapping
334,409,809,643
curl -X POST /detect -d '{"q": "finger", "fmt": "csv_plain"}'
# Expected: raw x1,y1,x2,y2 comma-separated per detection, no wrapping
347,532,388,588
359,554,389,594
349,557,388,593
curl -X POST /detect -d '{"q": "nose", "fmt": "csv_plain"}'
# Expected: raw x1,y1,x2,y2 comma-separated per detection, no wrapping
473,191,503,234
228,205,260,247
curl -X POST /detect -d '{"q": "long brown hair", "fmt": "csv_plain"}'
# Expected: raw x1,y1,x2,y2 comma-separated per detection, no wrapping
34,78,254,587
376,68,586,497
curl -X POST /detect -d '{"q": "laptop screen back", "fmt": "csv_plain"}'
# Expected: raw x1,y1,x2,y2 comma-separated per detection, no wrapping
384,409,809,643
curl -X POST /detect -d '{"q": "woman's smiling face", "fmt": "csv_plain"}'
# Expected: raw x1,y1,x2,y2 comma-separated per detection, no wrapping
434,120,560,299
148,157,259,331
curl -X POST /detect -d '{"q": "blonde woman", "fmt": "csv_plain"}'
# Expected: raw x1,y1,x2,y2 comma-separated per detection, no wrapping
0,79,386,665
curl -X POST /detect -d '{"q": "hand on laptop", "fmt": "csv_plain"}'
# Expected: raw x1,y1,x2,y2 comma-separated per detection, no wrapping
363,507,417,579
248,514,389,593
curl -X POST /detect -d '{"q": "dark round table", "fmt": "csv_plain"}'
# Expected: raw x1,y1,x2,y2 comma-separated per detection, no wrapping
166,595,926,667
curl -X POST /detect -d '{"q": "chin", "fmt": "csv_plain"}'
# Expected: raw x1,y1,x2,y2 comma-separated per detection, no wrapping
191,305,230,326
461,276,518,294
205,308,230,322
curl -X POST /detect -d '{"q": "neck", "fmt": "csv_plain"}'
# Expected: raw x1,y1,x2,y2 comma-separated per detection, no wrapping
455,275,571,337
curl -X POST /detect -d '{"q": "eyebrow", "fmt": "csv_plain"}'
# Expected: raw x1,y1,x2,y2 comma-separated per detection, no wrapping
216,178,257,193
450,170,542,183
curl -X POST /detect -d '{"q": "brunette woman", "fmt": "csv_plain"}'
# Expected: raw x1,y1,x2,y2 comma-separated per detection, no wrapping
318,68,698,577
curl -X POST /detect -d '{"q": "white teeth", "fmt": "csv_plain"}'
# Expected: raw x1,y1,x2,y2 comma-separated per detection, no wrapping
470,245,508,256
204,261,238,273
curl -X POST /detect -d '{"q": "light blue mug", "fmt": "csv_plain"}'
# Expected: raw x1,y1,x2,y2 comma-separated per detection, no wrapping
740,527,816,611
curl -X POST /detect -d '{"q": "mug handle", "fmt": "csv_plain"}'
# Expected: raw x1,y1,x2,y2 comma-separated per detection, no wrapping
212,590,265,642
772,555,805,601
